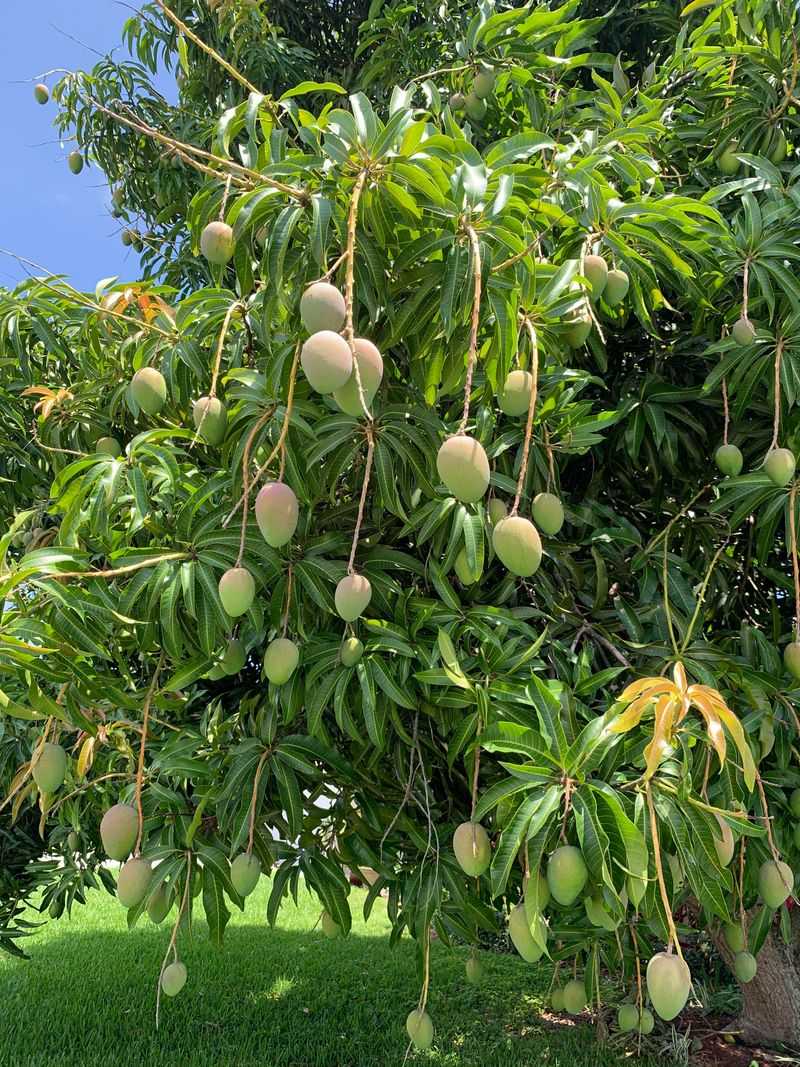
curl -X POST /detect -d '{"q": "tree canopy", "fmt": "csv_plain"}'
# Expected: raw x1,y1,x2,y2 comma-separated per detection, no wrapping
2,0,800,1050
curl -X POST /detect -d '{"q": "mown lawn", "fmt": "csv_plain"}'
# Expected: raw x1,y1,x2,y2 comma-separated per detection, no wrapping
0,879,659,1067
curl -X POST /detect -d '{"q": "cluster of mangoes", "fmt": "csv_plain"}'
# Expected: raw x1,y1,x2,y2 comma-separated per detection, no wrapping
449,64,497,124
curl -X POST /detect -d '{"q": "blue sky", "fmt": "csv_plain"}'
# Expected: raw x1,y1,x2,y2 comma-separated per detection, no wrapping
0,2,175,292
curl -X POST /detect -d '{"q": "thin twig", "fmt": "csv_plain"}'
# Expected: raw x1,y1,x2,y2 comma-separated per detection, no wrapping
155,0,261,97
235,405,277,568
722,376,729,446
417,924,431,1012
457,227,482,434
343,170,372,421
662,537,679,657
0,250,176,339
470,716,482,821
281,566,294,637
222,343,302,527
11,552,189,584
511,319,539,516
77,88,304,201
156,851,192,1029
769,338,785,454
135,653,164,855
347,425,376,574
754,770,781,864
742,257,751,322
247,749,271,854
680,541,729,651
645,782,685,961
789,483,800,639
218,175,232,221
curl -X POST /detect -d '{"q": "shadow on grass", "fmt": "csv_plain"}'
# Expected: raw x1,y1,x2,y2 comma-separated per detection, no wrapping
0,919,656,1067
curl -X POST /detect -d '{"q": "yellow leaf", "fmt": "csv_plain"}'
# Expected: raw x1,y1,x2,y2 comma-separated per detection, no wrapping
608,692,662,734
714,702,757,791
642,694,678,781
618,677,673,704
690,692,727,767
76,736,95,780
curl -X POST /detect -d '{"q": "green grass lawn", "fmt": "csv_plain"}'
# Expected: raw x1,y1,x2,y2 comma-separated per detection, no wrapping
0,879,660,1067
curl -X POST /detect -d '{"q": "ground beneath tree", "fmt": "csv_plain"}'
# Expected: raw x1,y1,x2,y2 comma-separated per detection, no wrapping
689,1013,797,1067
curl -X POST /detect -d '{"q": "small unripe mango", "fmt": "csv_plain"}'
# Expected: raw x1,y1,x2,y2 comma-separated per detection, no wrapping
255,481,299,547
638,1007,655,1035
546,845,587,906
130,367,167,416
67,151,84,175
583,254,608,298
300,282,346,334
769,129,787,164
147,884,172,924
564,309,592,348
34,83,49,105
733,951,757,983
508,903,545,962
333,338,384,416
765,448,795,487
452,821,491,876
604,269,630,306
192,396,227,445
161,961,187,997
713,814,734,866
758,858,793,908
783,642,800,681
465,956,482,984
550,988,565,1011
498,370,533,416
340,637,364,667
492,516,542,577
335,574,372,621
220,637,246,675
32,743,67,793
117,857,151,909
200,220,234,265
732,316,755,345
646,952,691,1020
100,804,138,860
218,567,255,617
532,493,564,536
718,142,740,175
617,1003,639,1032
406,1009,433,1049
723,923,745,953
454,547,481,585
715,443,743,476
321,910,341,938
301,330,353,394
464,93,487,122
263,637,299,685
96,436,122,457
472,69,495,98
563,978,587,1015
437,435,490,503
230,853,261,897
488,498,507,525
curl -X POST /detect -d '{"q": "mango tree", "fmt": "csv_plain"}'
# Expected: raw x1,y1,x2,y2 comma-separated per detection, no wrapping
2,0,800,1050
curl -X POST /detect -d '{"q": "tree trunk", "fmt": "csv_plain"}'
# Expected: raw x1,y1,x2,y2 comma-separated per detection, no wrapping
712,909,800,1048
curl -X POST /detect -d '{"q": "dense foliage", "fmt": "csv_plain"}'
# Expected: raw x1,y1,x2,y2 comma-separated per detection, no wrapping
3,0,800,1050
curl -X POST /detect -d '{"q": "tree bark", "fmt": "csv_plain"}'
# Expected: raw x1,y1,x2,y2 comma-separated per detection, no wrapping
712,909,800,1048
